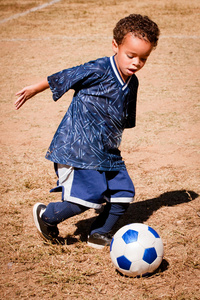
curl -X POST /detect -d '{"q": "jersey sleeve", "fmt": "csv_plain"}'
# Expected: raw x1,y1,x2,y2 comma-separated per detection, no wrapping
47,59,105,101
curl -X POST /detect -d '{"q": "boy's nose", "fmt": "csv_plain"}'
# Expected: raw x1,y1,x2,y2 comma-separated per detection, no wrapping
132,57,140,67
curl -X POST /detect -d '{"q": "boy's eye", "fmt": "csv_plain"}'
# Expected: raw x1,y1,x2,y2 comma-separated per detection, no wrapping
127,54,134,59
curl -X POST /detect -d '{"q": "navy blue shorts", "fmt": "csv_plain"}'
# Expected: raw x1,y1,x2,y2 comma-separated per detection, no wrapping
50,163,135,209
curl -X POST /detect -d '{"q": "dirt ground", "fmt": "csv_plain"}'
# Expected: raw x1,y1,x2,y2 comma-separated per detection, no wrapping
0,0,200,299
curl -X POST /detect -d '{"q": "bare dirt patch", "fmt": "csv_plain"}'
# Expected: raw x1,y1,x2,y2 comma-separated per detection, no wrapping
0,0,200,299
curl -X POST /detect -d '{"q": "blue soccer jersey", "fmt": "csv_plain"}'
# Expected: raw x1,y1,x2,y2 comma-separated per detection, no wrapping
46,56,138,171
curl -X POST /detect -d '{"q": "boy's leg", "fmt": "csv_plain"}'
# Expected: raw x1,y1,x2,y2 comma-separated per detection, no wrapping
33,164,93,243
42,201,88,224
33,164,106,243
87,202,129,249
87,169,135,249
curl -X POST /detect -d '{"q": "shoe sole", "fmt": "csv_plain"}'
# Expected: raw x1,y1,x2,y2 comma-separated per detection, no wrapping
33,202,49,241
87,240,107,250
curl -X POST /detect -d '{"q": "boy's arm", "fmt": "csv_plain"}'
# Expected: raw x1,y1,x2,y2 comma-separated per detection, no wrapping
15,79,49,110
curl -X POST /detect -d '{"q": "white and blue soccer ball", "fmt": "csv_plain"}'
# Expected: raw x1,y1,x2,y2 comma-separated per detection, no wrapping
110,223,164,277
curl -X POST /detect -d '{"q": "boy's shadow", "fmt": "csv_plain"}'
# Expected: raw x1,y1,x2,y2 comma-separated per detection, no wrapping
66,189,198,275
71,189,198,243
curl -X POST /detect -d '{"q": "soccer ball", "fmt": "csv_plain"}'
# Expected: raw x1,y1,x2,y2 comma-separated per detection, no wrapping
110,223,164,277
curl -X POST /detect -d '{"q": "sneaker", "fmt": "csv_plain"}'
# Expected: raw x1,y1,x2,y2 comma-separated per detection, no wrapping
33,203,59,242
87,233,112,249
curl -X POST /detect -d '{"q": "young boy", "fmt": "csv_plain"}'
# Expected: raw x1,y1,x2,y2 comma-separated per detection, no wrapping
15,14,160,249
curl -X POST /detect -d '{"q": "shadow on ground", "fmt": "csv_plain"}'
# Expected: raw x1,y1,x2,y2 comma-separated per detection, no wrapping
70,189,199,243
116,258,170,278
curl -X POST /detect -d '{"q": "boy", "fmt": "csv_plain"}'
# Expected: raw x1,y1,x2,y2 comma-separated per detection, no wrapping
15,14,160,249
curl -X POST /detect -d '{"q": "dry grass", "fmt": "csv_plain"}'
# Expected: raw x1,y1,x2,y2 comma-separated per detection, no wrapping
0,0,200,299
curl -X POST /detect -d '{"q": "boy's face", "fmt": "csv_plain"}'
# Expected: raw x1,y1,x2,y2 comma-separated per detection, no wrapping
112,33,153,82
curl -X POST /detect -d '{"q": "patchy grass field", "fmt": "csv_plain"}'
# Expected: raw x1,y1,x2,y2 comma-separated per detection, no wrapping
0,0,200,299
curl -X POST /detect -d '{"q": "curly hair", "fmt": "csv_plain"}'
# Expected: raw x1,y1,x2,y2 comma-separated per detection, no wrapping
113,14,160,48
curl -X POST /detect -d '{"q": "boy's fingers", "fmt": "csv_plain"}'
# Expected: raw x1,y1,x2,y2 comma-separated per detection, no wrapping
15,101,23,110
15,89,25,96
15,95,26,109
15,95,23,105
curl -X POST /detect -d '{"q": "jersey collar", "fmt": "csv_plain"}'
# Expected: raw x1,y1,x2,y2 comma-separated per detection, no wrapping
110,56,131,91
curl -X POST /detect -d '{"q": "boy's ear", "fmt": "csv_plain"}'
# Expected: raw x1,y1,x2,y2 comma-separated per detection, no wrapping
112,39,119,53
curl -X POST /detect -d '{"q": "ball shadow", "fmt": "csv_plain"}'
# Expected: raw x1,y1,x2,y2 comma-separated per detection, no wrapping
116,258,169,278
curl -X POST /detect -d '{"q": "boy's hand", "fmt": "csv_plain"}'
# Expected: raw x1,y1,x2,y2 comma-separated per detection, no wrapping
15,79,49,110
15,85,37,110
